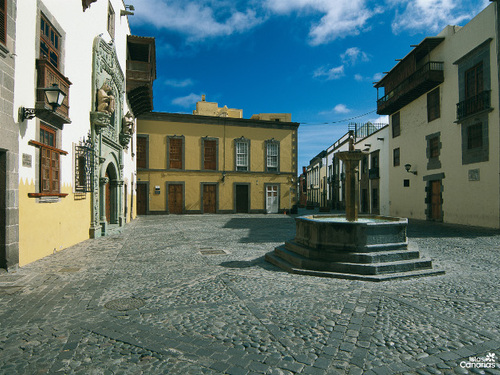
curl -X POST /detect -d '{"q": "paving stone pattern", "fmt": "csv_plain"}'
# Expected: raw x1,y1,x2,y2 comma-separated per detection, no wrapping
0,210,499,374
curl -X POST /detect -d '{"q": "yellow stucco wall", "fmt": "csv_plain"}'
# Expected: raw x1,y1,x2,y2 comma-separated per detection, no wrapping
19,180,91,266
138,116,298,213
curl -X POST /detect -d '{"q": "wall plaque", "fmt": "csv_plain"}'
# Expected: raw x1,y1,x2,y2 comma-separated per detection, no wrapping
22,153,32,168
468,169,480,181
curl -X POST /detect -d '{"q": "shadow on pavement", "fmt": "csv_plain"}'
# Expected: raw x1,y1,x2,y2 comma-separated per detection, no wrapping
408,219,500,239
219,256,279,271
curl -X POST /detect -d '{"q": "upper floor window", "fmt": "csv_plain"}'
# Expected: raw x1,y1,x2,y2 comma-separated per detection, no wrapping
467,123,483,150
136,135,148,169
168,136,184,170
426,132,442,170
265,140,279,172
202,138,217,171
0,0,6,46
235,138,249,171
40,14,60,69
392,112,400,138
427,87,440,122
465,63,483,99
107,2,115,39
393,147,400,167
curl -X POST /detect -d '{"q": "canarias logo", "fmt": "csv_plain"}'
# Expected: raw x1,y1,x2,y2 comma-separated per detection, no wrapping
460,353,497,369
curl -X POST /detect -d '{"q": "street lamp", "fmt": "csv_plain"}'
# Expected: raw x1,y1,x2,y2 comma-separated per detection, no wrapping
19,83,67,122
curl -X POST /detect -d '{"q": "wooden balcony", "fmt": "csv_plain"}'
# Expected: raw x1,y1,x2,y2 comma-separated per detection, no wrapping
126,35,156,117
36,59,72,127
376,62,444,115
456,90,492,122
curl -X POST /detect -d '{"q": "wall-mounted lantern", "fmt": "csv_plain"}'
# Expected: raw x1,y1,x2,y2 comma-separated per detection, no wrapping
19,84,66,122
404,163,418,175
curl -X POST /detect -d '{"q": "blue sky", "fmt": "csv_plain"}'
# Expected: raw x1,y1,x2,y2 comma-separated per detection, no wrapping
128,0,489,171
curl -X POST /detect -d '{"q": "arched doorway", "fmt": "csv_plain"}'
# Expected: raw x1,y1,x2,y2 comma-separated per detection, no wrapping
104,162,118,225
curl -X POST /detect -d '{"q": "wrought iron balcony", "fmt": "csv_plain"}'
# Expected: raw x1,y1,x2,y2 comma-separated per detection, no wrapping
376,62,444,115
456,90,491,121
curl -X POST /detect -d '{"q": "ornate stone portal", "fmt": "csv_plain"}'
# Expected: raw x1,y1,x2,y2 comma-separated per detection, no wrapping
89,36,128,238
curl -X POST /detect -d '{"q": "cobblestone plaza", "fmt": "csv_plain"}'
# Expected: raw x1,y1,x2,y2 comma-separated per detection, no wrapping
0,211,499,374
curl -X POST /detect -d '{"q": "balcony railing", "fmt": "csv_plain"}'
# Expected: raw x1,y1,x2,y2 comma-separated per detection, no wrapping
377,61,444,115
36,59,71,120
456,90,491,121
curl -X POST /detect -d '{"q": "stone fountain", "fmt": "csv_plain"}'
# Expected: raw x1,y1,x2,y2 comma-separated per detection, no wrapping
265,137,444,281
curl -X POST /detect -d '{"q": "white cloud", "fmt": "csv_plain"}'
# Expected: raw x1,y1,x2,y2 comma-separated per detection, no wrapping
172,93,201,108
341,47,369,65
334,104,351,114
390,0,488,34
313,65,345,80
373,72,384,81
164,78,195,88
264,0,378,45
354,74,364,82
133,0,264,41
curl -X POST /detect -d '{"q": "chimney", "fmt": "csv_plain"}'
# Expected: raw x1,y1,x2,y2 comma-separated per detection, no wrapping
201,94,206,101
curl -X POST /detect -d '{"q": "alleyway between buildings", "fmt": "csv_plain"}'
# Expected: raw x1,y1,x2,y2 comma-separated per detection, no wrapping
0,211,499,374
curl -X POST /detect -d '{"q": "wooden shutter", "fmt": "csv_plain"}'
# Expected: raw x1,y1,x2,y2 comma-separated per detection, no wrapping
136,137,147,169
0,0,6,45
204,140,216,170
169,138,182,169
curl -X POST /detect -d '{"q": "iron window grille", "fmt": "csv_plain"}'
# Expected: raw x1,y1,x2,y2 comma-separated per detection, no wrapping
75,135,94,192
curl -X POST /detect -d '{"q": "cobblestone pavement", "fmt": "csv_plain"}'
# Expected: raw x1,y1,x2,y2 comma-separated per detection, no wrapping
0,210,499,374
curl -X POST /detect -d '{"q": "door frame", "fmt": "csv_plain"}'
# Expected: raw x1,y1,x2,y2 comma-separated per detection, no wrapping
166,181,185,214
136,181,149,215
233,182,250,213
264,183,280,214
200,182,218,214
424,173,445,222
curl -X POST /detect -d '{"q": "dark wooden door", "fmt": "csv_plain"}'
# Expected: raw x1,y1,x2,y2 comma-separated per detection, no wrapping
168,184,183,214
105,171,111,223
137,184,147,215
361,189,368,214
430,180,442,221
203,184,216,213
235,185,249,213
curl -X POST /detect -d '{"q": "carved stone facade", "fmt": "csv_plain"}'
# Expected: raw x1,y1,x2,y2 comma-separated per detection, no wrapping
89,36,127,238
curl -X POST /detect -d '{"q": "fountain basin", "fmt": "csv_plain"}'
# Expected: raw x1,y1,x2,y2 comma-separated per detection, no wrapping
295,214,407,252
265,214,444,281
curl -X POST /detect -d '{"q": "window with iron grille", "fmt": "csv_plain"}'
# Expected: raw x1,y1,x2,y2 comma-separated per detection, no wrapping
265,140,279,172
75,138,94,193
136,136,148,169
40,14,60,69
235,138,249,171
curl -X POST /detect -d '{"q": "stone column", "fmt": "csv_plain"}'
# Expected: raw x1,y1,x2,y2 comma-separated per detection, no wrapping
337,151,365,222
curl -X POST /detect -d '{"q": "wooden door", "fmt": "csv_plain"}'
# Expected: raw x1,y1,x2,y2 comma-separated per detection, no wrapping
203,184,216,213
105,171,111,223
430,180,442,221
168,184,183,214
266,185,279,214
137,184,148,215
235,185,249,213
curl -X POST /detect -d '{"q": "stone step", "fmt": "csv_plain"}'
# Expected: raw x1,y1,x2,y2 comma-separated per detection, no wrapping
284,241,419,263
265,252,445,282
273,245,434,275
293,239,409,253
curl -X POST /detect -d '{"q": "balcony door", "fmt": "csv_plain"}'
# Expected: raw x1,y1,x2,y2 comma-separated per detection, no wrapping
266,185,279,214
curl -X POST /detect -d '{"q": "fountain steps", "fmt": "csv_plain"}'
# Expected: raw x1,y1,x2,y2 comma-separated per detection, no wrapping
265,251,444,281
271,244,434,275
284,240,418,261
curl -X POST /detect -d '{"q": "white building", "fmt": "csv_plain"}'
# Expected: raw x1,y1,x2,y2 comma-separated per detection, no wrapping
12,0,155,267
375,2,499,228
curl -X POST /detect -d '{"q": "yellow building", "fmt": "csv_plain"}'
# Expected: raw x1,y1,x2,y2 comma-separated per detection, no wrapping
136,103,299,214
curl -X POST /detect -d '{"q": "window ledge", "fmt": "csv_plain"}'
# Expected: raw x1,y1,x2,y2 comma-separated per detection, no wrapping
28,193,68,198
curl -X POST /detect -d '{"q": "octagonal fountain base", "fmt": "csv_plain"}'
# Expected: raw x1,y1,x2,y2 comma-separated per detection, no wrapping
265,214,444,281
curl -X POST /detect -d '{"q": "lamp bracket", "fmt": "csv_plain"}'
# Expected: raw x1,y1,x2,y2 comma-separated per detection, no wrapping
19,107,36,122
